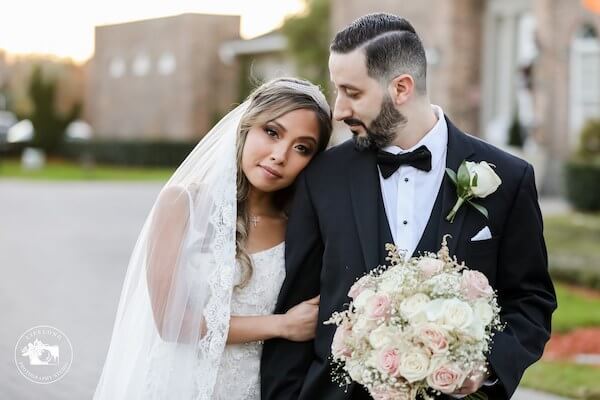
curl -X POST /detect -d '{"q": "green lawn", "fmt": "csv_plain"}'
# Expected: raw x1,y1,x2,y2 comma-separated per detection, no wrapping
521,361,600,399
520,283,600,399
552,283,600,332
0,159,175,181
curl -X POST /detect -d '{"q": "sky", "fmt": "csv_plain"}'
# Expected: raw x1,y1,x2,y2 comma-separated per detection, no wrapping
0,0,305,63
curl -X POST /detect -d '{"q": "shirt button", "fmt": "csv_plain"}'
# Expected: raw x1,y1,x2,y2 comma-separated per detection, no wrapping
403,220,408,225
404,177,409,182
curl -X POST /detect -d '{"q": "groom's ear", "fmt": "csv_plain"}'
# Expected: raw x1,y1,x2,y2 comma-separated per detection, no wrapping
389,74,414,106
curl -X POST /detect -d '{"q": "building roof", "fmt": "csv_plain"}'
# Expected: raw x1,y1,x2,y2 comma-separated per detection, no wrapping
219,31,287,64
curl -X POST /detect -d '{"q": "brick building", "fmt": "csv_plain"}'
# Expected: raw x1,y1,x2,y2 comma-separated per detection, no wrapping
84,4,600,193
87,13,240,141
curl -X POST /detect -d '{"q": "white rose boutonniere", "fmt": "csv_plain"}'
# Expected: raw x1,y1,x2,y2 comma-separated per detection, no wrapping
445,160,501,223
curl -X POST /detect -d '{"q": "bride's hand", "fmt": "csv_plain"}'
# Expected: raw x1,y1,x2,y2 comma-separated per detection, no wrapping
279,295,320,341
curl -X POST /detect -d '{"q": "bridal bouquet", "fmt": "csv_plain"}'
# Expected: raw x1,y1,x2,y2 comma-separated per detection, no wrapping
325,236,503,400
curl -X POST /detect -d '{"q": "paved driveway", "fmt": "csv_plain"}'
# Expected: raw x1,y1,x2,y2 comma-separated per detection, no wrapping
0,180,162,399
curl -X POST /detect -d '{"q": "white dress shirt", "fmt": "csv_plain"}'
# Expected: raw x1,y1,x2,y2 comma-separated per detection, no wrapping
379,108,498,392
378,105,448,259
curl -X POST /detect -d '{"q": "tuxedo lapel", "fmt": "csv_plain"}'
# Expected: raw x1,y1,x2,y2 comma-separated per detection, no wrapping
349,148,393,271
436,117,475,255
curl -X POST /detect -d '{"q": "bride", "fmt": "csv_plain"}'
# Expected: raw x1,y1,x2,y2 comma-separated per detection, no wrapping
93,78,332,399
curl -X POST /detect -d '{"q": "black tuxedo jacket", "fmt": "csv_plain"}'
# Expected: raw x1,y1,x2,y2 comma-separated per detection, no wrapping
261,118,556,400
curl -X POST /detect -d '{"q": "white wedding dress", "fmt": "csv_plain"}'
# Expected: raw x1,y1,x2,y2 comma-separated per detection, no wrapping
211,242,286,400
94,80,330,400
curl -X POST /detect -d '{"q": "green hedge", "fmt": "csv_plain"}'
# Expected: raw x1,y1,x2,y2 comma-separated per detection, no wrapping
0,142,28,157
545,213,600,290
59,140,197,167
565,161,600,211
550,266,600,291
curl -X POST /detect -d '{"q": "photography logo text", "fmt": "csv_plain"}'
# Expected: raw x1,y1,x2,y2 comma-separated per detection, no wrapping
15,325,73,384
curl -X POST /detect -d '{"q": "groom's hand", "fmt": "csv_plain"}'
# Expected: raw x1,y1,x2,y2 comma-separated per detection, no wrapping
450,363,490,398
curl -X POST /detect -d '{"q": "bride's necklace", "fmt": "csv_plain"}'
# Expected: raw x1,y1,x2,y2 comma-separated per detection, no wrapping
249,212,287,228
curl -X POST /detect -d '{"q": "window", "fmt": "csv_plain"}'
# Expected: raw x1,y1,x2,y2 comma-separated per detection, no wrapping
132,54,151,76
109,57,126,78
570,23,600,146
158,52,176,75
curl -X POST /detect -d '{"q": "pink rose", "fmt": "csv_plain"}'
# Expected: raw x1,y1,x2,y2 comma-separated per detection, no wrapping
332,323,352,358
348,276,373,300
461,270,494,300
418,324,449,354
417,257,444,278
365,294,391,320
377,347,400,376
427,363,466,394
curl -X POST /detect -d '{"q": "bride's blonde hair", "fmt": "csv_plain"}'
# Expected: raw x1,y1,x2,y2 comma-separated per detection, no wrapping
235,78,332,288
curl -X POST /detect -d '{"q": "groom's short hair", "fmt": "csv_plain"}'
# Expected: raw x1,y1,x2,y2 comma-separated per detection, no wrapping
330,13,428,95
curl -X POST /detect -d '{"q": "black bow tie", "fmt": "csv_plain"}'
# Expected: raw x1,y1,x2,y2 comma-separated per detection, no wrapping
377,145,432,178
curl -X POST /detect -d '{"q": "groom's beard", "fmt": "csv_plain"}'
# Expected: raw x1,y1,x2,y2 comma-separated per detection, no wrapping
347,96,406,151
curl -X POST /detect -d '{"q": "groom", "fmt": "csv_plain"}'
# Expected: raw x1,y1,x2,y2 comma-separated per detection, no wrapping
261,13,556,400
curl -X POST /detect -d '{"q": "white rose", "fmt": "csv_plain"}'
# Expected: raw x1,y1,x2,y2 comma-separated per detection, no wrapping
441,299,474,331
473,300,494,326
465,161,502,198
400,293,431,321
379,275,400,294
424,298,445,322
379,268,405,293
354,289,375,309
368,325,395,349
461,301,493,340
352,315,375,335
346,360,364,383
397,347,431,383
464,319,486,340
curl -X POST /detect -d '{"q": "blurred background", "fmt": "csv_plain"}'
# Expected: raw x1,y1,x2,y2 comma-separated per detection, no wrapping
1,0,599,399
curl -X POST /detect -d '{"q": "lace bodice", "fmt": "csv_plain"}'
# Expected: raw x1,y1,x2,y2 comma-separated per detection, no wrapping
211,242,286,400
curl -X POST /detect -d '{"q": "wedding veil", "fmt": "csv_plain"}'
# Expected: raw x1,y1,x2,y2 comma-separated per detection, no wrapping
93,78,330,400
